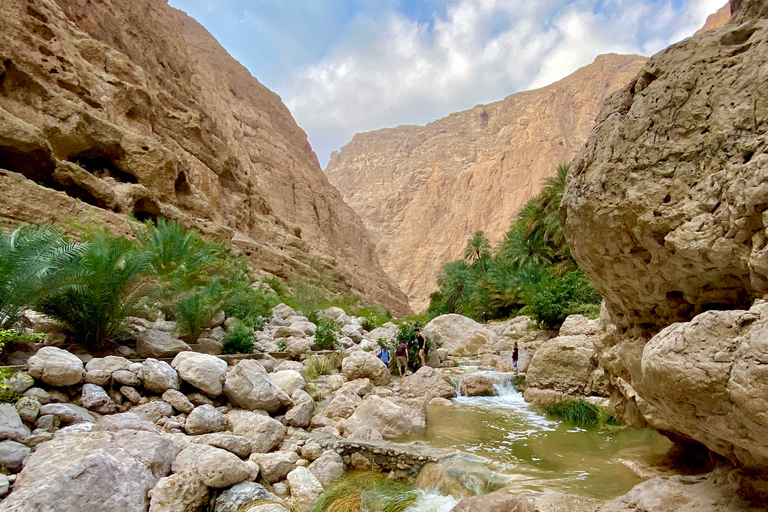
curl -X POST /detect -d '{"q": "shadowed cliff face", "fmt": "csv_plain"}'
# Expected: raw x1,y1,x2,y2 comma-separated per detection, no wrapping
0,0,411,316
562,0,768,468
325,54,647,312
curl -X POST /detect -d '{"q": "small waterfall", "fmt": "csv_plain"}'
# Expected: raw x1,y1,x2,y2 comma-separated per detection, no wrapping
403,491,459,512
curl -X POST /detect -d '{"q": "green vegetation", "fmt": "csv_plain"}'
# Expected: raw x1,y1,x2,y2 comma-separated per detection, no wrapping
222,320,254,354
427,164,602,328
0,225,81,329
513,374,526,392
542,400,621,429
381,323,431,374
0,330,42,403
313,317,339,350
303,352,344,381
312,474,420,512
37,235,153,350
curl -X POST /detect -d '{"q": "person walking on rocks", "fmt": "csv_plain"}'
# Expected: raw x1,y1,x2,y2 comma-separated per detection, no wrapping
376,343,391,368
512,341,519,374
395,340,409,377
415,327,426,367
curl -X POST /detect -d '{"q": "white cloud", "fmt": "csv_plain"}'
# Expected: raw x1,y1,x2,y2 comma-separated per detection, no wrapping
274,0,728,165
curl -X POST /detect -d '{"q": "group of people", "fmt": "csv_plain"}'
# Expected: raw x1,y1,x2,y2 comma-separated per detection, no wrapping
375,326,427,377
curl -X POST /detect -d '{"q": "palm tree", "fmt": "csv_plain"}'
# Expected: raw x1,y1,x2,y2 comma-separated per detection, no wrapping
464,231,491,272
0,226,81,329
37,235,152,349
175,278,228,343
500,224,553,268
437,260,475,314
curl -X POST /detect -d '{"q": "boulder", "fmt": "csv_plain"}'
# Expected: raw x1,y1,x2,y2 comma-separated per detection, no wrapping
285,389,314,428
85,356,132,375
291,321,317,336
401,366,456,402
113,370,142,387
271,304,296,320
327,374,347,391
15,397,40,423
137,330,190,358
161,389,194,414
148,471,208,512
284,337,311,358
81,383,117,414
425,314,494,356
523,335,602,403
0,430,177,511
308,450,344,488
250,451,299,483
185,405,228,435
366,322,398,342
139,359,181,394
5,372,34,394
27,347,84,387
194,433,251,458
347,426,383,441
224,360,292,412
460,374,495,397
92,412,157,433
131,401,173,423
274,325,307,338
559,315,599,336
449,489,535,512
84,370,111,386
274,361,305,373
342,395,415,439
195,446,251,488
286,467,324,511
121,386,143,405
214,481,279,512
227,410,286,453
270,370,306,397
0,440,31,473
172,352,228,396
415,456,497,499
341,351,390,386
340,324,363,343
39,403,95,424
341,378,373,396
321,389,361,420
0,405,30,443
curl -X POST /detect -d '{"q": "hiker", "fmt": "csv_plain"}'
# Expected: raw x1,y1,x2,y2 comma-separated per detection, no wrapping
395,339,409,377
415,327,426,367
376,344,391,368
482,311,488,323
512,341,519,374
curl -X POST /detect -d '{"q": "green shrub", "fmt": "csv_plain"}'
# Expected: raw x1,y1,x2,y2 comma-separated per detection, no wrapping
37,235,153,350
0,225,81,329
354,303,391,330
542,399,621,428
527,270,602,329
223,285,276,330
385,324,432,374
223,321,254,354
260,275,287,296
314,317,338,350
276,339,287,351
174,278,227,343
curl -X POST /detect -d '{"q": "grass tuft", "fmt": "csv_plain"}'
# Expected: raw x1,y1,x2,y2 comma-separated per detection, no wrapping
542,399,622,429
312,474,420,512
303,353,343,381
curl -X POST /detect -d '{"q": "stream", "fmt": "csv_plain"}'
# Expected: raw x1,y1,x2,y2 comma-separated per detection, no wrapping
397,368,674,509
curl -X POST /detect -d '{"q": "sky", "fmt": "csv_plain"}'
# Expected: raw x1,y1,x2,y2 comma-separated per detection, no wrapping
168,0,726,167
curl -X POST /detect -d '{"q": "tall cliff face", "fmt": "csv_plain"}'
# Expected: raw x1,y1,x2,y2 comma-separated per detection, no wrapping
562,1,768,468
0,0,410,315
325,54,647,311
694,3,732,35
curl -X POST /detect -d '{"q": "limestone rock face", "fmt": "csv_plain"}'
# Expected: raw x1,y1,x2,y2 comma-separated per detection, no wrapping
0,0,409,317
1,430,177,511
425,315,494,356
326,54,647,310
694,3,732,36
560,1,768,470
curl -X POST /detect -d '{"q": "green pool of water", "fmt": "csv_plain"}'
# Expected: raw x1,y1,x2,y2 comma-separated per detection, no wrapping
400,388,673,500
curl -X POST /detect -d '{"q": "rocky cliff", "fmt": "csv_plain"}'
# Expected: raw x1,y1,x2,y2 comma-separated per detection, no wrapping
694,3,732,35
0,0,410,316
562,0,768,469
325,54,647,311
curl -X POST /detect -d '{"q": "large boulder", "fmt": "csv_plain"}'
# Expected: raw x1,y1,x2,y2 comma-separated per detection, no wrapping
401,366,456,402
137,330,190,358
425,315,494,356
227,410,286,453
271,303,296,320
85,356,132,375
460,374,495,397
81,384,117,414
214,482,279,512
308,450,344,488
148,471,208,512
286,467,324,511
185,405,228,435
270,370,306,397
0,440,31,473
194,446,251,488
342,395,416,439
139,359,180,394
27,347,84,387
194,433,252,458
250,451,299,483
285,389,314,428
0,430,177,511
320,389,361,420
224,360,292,412
341,351,390,386
172,352,227,396
559,315,599,336
0,405,31,442
523,335,604,403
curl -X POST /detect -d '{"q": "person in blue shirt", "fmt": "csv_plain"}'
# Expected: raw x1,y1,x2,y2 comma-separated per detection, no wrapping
376,343,391,368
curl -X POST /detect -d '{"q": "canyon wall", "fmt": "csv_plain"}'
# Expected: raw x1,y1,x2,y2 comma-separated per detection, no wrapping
562,0,768,468
0,0,410,315
325,54,647,311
